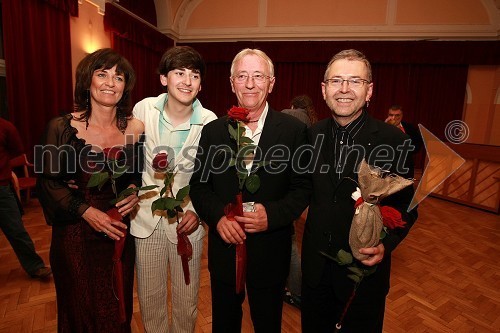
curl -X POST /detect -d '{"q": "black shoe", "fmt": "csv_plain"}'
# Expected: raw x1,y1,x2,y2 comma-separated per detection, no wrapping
283,291,301,309
30,266,52,279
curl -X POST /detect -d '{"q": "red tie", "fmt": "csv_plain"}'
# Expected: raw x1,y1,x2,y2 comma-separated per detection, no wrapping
398,124,406,133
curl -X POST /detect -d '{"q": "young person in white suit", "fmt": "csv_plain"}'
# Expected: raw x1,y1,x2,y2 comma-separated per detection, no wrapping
131,46,217,333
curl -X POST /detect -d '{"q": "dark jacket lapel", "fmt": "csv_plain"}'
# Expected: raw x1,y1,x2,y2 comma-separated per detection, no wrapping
354,115,379,156
253,108,282,163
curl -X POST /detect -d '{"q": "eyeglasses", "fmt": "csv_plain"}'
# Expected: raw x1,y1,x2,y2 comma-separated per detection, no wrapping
324,78,370,88
232,72,271,84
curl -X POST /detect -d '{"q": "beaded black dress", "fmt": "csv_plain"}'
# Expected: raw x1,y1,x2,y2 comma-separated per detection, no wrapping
36,114,141,333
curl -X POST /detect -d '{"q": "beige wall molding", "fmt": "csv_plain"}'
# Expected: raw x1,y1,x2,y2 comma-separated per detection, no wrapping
170,24,500,42
81,0,106,15
154,0,500,42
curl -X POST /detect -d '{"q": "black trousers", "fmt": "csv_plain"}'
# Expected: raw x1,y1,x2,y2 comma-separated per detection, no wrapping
211,276,286,333
302,261,386,333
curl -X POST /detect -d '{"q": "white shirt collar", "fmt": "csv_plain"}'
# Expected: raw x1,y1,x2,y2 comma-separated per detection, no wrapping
245,102,268,138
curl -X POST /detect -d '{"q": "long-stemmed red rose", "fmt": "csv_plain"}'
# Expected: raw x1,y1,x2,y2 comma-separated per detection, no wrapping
224,193,246,293
224,106,271,293
152,152,169,171
150,152,193,285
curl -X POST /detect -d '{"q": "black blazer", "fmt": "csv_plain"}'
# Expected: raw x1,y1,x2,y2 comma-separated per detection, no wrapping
190,108,311,288
302,115,418,301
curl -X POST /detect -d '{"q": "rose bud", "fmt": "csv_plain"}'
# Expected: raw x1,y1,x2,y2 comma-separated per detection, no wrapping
228,106,250,122
152,153,169,172
103,147,124,160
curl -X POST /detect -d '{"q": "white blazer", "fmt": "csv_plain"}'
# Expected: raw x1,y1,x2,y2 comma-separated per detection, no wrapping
130,93,217,243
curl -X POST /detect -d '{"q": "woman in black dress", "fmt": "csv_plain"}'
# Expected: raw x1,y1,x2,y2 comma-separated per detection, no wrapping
36,48,144,333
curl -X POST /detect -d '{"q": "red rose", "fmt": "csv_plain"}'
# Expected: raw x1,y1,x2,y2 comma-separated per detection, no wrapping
380,206,406,229
228,106,250,122
152,153,169,172
103,147,123,160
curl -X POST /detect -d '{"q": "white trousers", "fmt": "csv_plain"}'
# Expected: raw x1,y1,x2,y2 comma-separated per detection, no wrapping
135,223,203,333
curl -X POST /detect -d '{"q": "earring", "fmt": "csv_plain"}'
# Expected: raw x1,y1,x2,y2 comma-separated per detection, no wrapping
85,89,91,130
366,100,370,108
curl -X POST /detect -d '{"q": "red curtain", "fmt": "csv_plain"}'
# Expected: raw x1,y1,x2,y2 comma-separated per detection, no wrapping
188,42,470,125
369,63,468,168
183,41,495,122
104,3,174,104
41,0,78,16
2,0,75,157
111,0,156,26
181,41,484,169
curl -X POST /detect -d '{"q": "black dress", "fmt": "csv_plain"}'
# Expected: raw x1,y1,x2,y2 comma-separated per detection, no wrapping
36,114,141,333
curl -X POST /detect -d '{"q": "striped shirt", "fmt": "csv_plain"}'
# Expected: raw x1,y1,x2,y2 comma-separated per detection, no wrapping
331,110,367,179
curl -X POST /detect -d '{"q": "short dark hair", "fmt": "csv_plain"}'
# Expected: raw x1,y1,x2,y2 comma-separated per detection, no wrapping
158,46,206,79
390,104,403,112
325,49,372,82
74,48,135,116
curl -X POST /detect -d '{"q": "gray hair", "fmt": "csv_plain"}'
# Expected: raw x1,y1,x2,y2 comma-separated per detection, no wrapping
230,48,275,77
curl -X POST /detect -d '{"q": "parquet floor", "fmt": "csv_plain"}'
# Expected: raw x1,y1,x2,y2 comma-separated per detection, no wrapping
0,196,498,332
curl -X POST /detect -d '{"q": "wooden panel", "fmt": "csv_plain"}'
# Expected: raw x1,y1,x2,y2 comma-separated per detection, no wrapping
472,161,500,208
430,144,500,213
446,160,473,201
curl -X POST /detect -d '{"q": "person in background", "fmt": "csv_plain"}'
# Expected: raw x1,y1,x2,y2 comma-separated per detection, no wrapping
36,48,143,332
131,46,217,333
0,117,51,279
385,104,422,154
190,48,311,332
281,94,318,127
280,94,318,309
302,49,418,332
